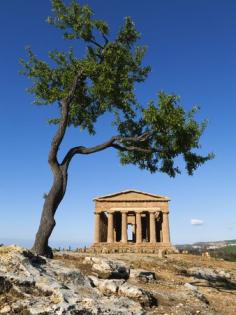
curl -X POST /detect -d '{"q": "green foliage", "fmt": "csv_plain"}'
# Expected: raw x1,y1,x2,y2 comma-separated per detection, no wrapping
117,92,213,176
20,0,213,175
20,0,149,134
47,0,109,41
210,246,236,262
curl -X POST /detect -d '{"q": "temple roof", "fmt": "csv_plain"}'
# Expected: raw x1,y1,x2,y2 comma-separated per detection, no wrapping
93,189,170,201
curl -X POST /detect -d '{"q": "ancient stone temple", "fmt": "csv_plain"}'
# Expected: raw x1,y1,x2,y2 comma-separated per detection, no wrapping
90,190,173,253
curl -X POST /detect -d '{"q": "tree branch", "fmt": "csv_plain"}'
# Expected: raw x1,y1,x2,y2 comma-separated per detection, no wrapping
111,143,152,153
102,34,109,46
89,39,104,49
117,131,152,143
48,71,84,170
61,132,153,169
88,36,109,63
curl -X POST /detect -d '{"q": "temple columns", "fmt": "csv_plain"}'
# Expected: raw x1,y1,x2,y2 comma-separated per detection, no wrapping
149,212,156,243
94,210,170,245
136,212,142,243
162,212,170,243
121,212,128,243
107,212,114,243
94,213,100,243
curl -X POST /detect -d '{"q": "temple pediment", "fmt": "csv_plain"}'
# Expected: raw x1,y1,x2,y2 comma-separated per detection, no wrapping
94,190,169,202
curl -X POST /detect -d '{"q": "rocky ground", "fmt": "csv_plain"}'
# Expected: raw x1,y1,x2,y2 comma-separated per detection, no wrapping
0,246,236,314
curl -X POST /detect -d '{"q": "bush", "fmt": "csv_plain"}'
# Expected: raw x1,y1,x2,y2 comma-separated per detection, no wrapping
209,246,236,262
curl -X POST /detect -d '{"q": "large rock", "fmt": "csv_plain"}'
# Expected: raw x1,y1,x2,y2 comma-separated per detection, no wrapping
89,275,125,294
89,275,158,307
184,282,198,292
186,267,231,282
84,256,130,279
118,283,157,307
0,276,12,294
129,269,156,283
184,282,209,304
0,246,145,314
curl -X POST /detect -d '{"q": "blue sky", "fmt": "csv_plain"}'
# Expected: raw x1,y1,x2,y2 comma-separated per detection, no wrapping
0,0,235,248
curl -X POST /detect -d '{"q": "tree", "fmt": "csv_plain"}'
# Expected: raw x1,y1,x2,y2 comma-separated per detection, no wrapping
20,0,213,257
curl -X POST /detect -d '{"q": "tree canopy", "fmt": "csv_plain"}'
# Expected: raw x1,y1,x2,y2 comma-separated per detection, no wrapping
20,0,213,179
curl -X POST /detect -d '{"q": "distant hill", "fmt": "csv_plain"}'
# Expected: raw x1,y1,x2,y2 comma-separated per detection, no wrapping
176,239,236,261
176,239,236,249
193,239,236,246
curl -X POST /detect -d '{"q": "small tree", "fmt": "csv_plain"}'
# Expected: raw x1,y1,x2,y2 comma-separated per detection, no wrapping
21,0,213,257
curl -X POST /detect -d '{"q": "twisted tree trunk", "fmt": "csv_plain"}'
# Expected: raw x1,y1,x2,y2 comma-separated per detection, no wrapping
32,73,83,257
32,167,67,257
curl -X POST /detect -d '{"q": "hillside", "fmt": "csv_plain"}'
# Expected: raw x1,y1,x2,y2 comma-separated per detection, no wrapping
1,245,236,314
177,239,236,248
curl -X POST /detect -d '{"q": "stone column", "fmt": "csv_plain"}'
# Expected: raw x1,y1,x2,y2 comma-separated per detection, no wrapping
107,212,114,243
121,212,128,243
94,212,100,243
162,212,170,243
149,212,156,243
136,212,142,243
132,225,135,242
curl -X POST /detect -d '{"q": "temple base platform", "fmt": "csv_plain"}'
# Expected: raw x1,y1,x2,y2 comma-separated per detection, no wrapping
83,242,176,254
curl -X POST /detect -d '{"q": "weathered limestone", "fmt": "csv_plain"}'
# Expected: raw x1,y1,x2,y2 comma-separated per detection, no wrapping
129,269,156,283
107,212,114,243
149,212,156,243
84,256,130,279
91,190,173,253
0,246,148,314
162,212,170,243
136,212,142,243
94,213,100,243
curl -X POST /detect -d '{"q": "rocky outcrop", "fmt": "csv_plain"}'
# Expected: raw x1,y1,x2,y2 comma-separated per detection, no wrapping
129,269,156,283
0,246,154,314
185,267,231,282
118,283,157,307
1,246,233,315
85,257,158,307
184,282,209,304
88,276,125,294
83,256,130,279
88,276,157,307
